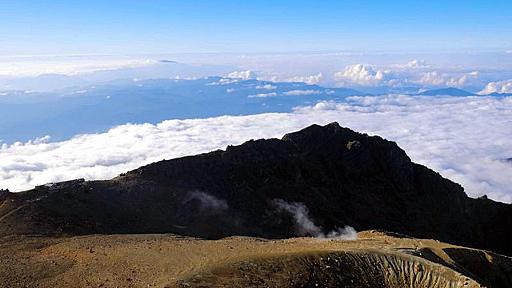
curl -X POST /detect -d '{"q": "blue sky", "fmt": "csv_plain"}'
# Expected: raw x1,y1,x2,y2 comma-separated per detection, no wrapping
0,0,511,55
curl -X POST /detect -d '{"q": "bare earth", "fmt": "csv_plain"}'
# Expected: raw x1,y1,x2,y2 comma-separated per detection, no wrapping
1,231,511,288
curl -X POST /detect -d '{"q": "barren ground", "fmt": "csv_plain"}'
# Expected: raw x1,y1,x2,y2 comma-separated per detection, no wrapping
1,231,510,288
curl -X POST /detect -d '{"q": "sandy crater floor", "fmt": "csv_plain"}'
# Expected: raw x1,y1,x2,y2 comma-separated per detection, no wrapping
0,231,510,288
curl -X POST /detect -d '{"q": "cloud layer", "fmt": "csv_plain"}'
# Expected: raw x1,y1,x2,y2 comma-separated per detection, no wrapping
479,79,512,94
334,64,393,86
418,71,479,88
332,61,483,89
1,95,511,203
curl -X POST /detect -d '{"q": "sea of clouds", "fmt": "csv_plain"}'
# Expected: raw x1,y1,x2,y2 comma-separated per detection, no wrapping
1,95,511,203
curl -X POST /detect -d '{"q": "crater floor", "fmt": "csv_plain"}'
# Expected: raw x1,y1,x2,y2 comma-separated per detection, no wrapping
1,230,510,288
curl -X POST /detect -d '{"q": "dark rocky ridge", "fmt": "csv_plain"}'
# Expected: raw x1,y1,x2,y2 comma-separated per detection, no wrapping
1,122,511,256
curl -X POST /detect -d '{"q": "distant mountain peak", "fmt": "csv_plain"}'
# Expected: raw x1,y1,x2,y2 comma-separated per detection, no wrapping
158,59,178,64
418,87,475,96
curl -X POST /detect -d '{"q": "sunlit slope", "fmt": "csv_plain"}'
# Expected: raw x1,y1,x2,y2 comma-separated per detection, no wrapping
1,231,511,287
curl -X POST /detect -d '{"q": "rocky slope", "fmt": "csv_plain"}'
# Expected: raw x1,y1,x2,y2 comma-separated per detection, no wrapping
1,122,511,257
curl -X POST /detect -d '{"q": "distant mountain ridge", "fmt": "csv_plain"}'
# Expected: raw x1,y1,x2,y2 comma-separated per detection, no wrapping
0,78,365,143
1,122,511,256
417,87,475,96
4,74,509,144
486,92,512,96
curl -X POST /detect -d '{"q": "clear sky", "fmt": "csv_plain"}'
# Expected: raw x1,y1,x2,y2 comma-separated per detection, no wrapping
0,0,511,56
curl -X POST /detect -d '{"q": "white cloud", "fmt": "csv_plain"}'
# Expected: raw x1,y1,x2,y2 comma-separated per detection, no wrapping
334,64,394,86
334,62,481,88
479,79,512,94
247,92,277,98
405,59,429,68
255,84,276,90
227,70,257,80
418,71,479,88
1,95,511,203
0,56,159,77
392,59,430,69
446,71,479,87
282,90,321,96
418,71,443,86
173,76,198,81
286,73,323,85
248,89,321,97
207,78,240,86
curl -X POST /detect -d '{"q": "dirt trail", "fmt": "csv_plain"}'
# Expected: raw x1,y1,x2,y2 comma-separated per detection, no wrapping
0,204,26,222
0,231,510,287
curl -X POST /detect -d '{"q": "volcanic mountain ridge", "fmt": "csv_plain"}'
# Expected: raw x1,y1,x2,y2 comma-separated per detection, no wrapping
0,122,511,257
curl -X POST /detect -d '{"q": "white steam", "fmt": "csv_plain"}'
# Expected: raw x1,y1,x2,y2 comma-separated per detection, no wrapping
273,199,322,236
272,199,357,240
323,226,358,240
186,191,228,212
